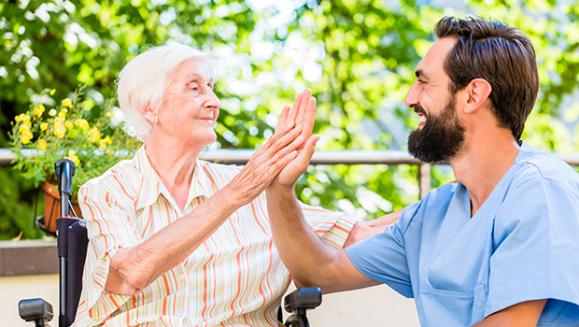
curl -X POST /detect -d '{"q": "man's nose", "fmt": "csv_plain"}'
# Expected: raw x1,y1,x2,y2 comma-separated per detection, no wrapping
405,82,419,108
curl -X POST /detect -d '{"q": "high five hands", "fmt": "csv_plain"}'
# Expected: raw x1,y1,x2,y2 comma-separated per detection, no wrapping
226,88,318,205
272,88,319,189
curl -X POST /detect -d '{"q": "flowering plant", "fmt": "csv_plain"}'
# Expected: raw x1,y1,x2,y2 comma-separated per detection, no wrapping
9,87,141,195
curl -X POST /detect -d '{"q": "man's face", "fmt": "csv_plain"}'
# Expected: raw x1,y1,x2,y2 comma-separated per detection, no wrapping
405,37,465,162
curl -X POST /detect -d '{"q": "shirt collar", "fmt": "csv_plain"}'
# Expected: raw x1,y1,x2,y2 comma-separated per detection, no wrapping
134,146,212,211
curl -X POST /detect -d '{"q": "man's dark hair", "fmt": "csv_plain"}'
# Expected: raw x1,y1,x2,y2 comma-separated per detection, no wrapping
435,16,539,140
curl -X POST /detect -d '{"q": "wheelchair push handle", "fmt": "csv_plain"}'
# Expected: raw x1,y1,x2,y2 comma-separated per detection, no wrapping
54,159,76,218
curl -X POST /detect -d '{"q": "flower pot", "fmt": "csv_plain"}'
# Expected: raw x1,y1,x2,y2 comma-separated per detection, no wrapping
41,182,82,234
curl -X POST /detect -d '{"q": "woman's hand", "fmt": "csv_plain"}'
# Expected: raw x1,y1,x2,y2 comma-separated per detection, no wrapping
225,89,313,206
271,89,319,189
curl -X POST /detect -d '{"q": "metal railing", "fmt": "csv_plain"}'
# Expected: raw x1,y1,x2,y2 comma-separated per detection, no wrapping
1,148,578,199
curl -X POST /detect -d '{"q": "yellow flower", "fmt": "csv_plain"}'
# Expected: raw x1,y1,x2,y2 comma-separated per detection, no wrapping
54,124,66,139
19,132,33,144
58,108,68,118
88,127,101,143
18,124,31,134
98,136,112,151
74,119,89,131
65,121,74,129
17,114,31,124
32,104,45,118
61,98,73,108
66,150,80,166
19,126,33,144
106,149,114,155
49,89,56,96
48,109,57,116
37,139,47,151
40,122,48,131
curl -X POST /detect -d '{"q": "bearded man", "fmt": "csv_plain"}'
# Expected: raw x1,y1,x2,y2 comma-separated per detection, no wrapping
263,16,579,326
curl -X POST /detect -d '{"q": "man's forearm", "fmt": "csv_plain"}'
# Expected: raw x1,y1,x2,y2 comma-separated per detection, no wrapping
265,185,341,287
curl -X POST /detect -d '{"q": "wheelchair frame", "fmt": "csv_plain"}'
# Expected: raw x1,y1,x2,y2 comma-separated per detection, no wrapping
18,159,321,327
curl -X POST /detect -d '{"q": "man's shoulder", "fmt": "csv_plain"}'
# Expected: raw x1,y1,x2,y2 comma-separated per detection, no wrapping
514,148,578,188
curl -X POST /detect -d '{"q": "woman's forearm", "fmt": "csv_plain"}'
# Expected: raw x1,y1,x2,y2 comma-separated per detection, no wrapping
106,186,242,295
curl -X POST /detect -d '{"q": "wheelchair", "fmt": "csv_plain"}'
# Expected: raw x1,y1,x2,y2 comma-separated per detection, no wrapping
18,159,322,327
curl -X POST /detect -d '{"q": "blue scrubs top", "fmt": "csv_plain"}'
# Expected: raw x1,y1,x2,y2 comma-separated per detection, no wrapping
347,145,579,326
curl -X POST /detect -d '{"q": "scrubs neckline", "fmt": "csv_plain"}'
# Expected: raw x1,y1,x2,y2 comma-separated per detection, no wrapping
461,143,525,220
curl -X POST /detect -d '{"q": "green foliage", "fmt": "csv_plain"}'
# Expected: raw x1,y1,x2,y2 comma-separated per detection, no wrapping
0,168,41,240
9,88,140,195
0,0,577,237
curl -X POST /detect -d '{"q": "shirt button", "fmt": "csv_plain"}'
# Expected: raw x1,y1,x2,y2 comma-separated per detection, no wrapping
179,274,186,280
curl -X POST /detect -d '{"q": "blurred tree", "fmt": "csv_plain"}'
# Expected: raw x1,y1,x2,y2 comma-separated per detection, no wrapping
0,0,577,238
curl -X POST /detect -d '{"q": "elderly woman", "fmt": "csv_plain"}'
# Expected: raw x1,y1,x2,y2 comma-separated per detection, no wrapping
72,44,391,326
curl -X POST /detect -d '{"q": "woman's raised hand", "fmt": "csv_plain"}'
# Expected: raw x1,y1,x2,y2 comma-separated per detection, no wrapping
225,89,314,206
272,89,318,189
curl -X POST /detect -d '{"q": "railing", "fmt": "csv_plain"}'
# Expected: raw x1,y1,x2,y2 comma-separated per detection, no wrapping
2,148,579,199
1,147,578,275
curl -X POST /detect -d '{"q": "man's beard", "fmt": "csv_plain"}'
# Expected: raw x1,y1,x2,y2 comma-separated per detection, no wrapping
407,96,465,163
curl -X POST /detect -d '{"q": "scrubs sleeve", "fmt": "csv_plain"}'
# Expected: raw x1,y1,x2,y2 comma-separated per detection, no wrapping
345,201,422,298
485,166,579,317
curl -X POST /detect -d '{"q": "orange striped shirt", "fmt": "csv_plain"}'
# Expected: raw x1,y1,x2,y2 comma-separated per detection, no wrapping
73,147,354,326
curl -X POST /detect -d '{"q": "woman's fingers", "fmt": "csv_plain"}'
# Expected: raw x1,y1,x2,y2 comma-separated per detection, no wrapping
264,126,302,158
274,135,320,187
276,105,291,131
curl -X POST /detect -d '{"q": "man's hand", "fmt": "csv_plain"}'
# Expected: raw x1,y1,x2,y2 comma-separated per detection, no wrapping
272,89,319,188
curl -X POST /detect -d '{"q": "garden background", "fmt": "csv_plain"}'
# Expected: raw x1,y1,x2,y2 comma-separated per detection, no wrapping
1,0,577,240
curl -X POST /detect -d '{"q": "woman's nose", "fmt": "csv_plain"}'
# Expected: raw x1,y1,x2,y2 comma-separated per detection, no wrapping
205,90,221,110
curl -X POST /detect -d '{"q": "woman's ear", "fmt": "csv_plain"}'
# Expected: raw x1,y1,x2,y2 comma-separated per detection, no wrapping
141,104,158,124
464,78,492,114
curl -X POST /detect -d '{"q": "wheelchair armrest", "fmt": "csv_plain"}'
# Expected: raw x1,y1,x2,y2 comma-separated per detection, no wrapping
284,287,322,312
19,298,54,325
283,287,322,327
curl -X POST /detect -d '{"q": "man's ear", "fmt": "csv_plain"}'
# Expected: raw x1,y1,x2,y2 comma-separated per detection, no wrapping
464,78,492,114
141,104,158,124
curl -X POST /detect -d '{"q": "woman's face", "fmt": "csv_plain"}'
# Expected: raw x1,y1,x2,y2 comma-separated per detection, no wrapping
155,58,220,147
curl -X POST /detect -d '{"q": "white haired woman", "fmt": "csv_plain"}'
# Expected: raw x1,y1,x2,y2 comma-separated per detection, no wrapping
72,44,381,326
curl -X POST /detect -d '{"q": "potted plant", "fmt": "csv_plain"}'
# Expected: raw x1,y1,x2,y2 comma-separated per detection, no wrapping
9,87,140,235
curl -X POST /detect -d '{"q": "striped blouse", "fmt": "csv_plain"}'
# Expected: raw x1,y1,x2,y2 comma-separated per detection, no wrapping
73,147,355,326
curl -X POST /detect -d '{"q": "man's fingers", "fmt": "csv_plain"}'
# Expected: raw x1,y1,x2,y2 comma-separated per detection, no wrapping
295,89,311,129
296,135,319,165
301,96,316,141
289,89,310,124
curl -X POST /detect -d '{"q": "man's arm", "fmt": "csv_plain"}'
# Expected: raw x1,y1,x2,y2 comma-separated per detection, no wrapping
105,91,313,295
266,184,379,292
474,300,546,327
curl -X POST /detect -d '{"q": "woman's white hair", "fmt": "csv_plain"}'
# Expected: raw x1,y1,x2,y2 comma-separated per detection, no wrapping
117,43,212,141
